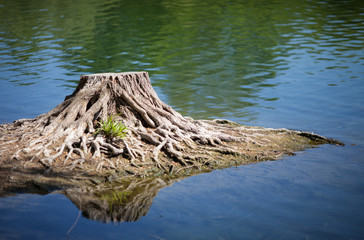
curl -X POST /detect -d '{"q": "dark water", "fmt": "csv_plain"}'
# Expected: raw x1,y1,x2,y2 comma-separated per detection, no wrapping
1,0,364,239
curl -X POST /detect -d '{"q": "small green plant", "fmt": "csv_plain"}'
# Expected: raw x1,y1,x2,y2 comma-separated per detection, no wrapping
94,115,128,139
99,190,133,211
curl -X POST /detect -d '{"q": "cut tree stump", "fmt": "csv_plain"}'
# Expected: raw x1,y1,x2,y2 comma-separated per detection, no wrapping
0,72,343,191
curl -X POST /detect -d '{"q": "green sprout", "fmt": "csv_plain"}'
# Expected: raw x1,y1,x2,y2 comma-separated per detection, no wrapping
94,115,127,139
98,190,133,212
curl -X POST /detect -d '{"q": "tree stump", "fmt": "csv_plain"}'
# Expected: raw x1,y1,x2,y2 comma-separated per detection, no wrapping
0,72,342,181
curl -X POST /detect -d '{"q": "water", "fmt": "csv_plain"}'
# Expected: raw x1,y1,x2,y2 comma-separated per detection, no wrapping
0,0,364,239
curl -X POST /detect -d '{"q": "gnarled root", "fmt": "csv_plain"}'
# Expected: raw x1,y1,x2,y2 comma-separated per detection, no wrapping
0,72,342,177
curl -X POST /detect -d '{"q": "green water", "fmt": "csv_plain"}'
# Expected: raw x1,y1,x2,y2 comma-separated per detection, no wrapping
0,0,364,239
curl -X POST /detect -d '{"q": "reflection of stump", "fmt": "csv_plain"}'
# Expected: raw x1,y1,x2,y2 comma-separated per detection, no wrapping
64,178,168,222
0,72,342,177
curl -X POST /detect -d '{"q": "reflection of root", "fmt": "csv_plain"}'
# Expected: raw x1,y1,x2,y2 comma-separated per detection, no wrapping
64,177,170,223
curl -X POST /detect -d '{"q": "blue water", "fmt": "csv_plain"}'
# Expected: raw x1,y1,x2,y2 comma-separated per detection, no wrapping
1,0,364,239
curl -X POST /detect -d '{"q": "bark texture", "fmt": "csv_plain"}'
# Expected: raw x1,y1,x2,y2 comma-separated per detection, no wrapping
0,72,342,179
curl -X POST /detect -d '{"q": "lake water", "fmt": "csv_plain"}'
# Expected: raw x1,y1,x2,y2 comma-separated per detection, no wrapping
0,0,364,239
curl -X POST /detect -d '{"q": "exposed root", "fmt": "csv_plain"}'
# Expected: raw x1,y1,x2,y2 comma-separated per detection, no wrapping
152,138,168,171
121,139,135,160
0,72,342,178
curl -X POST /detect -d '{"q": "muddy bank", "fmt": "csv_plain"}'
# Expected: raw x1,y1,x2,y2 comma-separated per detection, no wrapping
0,120,342,198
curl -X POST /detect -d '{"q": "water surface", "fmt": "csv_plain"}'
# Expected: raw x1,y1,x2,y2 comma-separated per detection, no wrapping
0,0,364,239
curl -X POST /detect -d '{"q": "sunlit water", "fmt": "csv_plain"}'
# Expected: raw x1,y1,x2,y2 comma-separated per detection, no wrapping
0,0,364,239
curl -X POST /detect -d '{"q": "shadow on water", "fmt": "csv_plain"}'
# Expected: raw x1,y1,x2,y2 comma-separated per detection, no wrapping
0,163,176,223
0,161,177,224
64,178,173,223
0,161,176,223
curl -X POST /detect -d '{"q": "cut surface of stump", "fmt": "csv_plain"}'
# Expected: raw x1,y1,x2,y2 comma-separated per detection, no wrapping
0,72,343,193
